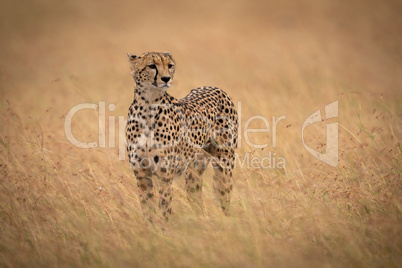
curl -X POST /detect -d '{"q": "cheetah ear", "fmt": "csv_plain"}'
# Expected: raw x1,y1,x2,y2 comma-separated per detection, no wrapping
127,53,137,61
162,51,170,56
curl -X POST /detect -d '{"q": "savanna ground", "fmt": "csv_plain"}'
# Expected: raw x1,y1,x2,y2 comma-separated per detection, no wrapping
0,0,401,267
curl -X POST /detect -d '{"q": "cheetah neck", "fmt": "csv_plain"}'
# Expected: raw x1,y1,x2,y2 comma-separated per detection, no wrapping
133,86,168,105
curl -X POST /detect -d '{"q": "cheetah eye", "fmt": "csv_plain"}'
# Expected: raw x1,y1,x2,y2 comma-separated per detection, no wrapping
148,64,157,69
168,64,174,69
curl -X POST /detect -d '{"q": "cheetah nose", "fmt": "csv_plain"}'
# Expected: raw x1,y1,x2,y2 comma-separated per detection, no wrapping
161,76,171,83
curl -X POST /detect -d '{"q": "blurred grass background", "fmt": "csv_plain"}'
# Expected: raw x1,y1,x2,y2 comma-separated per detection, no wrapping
0,0,401,267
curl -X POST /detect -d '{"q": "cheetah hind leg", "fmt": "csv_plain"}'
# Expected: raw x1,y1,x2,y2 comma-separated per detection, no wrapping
211,159,233,216
185,153,209,211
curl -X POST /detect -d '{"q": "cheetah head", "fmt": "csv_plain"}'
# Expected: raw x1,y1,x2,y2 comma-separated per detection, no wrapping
127,52,176,90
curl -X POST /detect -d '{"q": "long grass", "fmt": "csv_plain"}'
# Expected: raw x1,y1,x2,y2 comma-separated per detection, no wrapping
0,0,401,267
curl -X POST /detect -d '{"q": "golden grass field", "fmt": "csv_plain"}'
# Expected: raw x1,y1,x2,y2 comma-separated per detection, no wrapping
0,0,401,267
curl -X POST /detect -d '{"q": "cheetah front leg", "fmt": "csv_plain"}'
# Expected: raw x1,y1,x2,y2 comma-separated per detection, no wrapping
137,171,174,222
185,153,208,209
157,178,174,221
135,171,157,222
185,171,203,209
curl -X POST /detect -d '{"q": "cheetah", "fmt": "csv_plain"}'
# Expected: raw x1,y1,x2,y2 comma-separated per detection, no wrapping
126,52,238,221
